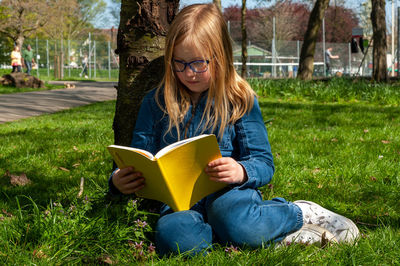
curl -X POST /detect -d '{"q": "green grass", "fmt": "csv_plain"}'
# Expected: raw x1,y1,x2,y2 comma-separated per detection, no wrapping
0,68,119,83
1,79,399,264
0,83,65,94
250,77,400,106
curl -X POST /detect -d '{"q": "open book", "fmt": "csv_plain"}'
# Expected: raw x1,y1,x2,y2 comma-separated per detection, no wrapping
107,134,227,212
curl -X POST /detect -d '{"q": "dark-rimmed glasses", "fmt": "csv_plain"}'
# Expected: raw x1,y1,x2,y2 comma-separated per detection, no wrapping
172,59,210,73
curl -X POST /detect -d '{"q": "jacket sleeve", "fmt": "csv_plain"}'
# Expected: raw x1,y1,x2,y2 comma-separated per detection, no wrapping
235,97,275,189
108,89,159,195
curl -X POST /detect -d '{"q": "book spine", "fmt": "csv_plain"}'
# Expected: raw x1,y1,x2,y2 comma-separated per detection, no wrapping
157,160,179,212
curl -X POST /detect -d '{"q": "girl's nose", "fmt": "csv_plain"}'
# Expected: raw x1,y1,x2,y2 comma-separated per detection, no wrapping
184,66,196,77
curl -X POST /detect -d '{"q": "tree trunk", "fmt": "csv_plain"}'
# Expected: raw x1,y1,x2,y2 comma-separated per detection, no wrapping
297,0,330,80
113,0,179,147
371,0,387,82
241,0,247,78
213,0,221,11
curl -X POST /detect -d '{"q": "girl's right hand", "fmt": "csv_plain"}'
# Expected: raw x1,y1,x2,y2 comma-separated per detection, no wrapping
111,167,145,195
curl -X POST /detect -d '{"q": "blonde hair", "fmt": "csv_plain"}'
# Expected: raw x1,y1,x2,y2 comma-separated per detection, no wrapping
156,3,255,139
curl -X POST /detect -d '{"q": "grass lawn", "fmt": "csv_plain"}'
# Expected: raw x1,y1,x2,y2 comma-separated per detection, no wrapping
0,83,65,94
0,68,118,83
0,79,399,264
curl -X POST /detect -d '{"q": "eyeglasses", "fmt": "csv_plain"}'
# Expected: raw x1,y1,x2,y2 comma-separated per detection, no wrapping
172,59,210,73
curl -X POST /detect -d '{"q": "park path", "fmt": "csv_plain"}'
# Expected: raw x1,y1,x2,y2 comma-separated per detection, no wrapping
0,81,117,124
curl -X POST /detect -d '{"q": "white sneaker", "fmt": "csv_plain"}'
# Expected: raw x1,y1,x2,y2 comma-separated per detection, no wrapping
281,224,338,246
294,200,360,243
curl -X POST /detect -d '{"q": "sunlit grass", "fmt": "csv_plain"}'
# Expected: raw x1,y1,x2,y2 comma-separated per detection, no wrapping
0,79,399,264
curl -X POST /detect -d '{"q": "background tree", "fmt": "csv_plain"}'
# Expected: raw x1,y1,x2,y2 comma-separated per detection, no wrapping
241,0,247,78
39,0,106,40
113,0,180,147
323,5,359,43
108,0,121,27
0,0,49,48
297,0,330,80
371,0,387,82
261,2,309,43
359,1,373,38
213,0,221,11
223,2,357,50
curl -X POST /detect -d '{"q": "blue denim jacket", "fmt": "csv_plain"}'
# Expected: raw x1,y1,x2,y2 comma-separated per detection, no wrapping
109,88,274,194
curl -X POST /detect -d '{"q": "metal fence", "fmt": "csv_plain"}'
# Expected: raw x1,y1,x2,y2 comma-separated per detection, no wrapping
232,40,372,78
2,36,374,80
18,35,119,80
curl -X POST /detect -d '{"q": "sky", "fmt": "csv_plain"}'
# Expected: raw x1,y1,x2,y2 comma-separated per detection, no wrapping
179,0,259,8
98,0,399,31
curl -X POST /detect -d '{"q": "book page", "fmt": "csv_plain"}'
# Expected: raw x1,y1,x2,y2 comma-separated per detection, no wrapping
107,145,155,160
157,134,227,211
107,145,177,209
155,134,211,159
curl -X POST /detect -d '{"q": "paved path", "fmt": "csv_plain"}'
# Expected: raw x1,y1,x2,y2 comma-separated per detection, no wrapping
0,81,117,124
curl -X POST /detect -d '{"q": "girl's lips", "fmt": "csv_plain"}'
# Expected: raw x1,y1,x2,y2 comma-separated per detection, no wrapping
185,80,198,84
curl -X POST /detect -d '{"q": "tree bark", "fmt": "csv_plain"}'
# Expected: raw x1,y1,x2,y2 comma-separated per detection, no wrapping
297,0,330,80
213,0,221,11
241,0,247,78
371,0,387,82
113,0,179,147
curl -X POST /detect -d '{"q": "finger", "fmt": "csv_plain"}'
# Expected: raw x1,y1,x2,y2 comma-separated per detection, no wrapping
207,157,231,167
122,177,145,193
207,170,232,179
123,171,143,182
123,183,146,194
205,164,231,173
118,166,135,176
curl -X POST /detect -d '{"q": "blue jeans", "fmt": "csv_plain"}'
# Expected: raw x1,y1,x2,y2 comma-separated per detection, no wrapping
25,60,32,75
155,187,303,256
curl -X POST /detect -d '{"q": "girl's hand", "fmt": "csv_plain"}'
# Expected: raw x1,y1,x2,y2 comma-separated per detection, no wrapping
112,167,145,195
205,157,248,185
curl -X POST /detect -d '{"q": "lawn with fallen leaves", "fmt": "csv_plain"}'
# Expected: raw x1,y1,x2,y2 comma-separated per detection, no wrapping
0,79,399,264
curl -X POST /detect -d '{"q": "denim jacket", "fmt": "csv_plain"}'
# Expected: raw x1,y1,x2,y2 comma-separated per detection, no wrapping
109,88,274,194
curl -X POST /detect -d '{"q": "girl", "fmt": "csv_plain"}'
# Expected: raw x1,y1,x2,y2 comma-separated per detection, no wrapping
109,4,359,256
11,45,22,73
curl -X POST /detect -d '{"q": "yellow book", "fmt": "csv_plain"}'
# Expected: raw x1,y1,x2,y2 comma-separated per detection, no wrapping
107,134,227,212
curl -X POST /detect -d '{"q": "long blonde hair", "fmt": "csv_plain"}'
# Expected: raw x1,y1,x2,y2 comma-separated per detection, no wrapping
156,3,255,139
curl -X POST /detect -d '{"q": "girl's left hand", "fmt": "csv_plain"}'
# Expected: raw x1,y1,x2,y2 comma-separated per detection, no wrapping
205,157,248,185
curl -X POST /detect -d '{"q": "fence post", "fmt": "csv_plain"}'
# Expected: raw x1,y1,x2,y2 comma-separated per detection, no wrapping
60,39,64,79
89,32,91,79
68,39,71,77
36,37,40,78
94,40,96,78
46,40,49,77
297,40,300,62
322,18,326,77
108,41,111,79
348,42,351,76
272,17,276,78
398,7,400,77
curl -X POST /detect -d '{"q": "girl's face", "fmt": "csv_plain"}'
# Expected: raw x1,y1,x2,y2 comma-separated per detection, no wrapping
173,42,211,102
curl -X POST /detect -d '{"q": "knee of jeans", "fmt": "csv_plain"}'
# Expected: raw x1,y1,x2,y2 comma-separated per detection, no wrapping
155,211,211,255
214,218,273,247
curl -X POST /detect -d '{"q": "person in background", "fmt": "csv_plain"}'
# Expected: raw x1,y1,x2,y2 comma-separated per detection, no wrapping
11,45,22,73
22,44,35,75
288,60,294,78
325,47,339,76
80,55,89,79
